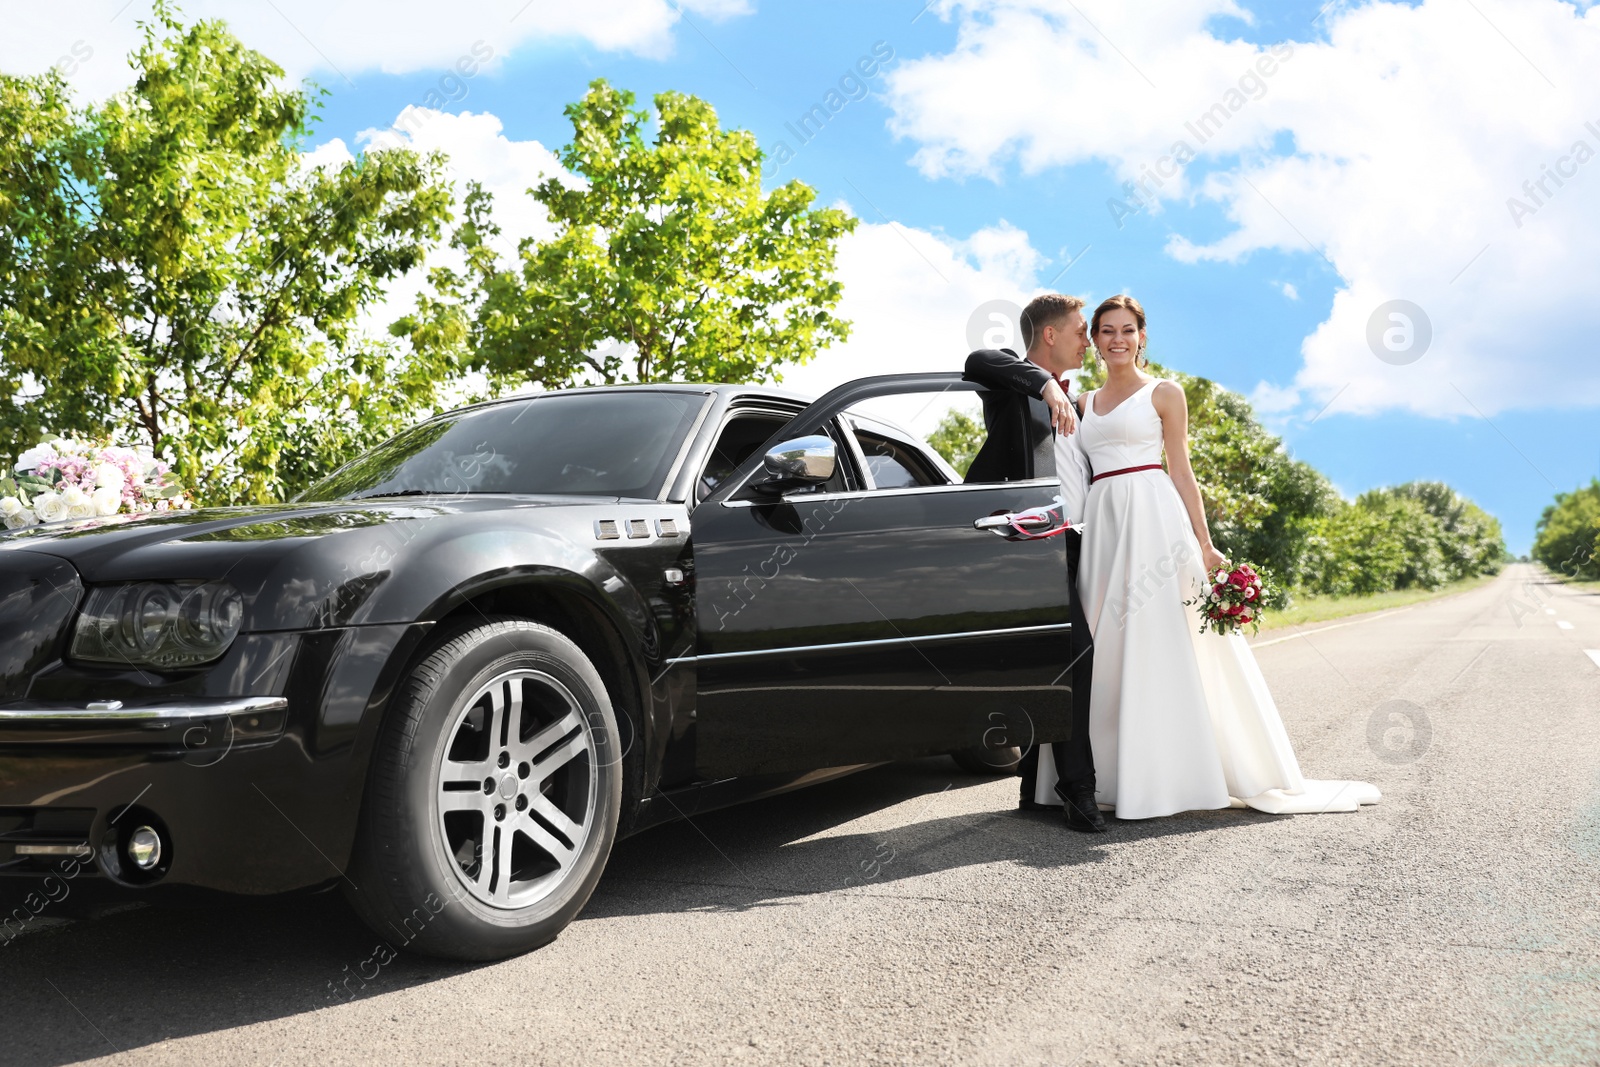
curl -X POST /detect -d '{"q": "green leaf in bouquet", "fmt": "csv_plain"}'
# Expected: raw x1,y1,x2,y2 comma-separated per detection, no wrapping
0,476,15,497
158,483,184,498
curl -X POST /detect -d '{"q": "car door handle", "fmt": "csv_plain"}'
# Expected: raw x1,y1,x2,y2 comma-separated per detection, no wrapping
974,512,1050,531
973,497,1078,540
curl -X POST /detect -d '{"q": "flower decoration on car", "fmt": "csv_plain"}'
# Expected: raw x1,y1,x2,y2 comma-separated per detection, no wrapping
2,436,192,529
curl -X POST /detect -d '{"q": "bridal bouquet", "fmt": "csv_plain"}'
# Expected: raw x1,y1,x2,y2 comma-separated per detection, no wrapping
1,436,190,530
1188,562,1269,636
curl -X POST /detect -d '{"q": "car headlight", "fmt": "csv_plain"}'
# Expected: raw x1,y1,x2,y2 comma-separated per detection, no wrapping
70,581,245,669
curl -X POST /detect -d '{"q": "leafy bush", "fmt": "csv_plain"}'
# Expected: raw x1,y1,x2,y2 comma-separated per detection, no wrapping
1297,484,1505,596
1533,479,1600,579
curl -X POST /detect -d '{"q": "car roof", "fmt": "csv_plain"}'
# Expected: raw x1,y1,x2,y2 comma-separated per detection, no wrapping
445,382,814,417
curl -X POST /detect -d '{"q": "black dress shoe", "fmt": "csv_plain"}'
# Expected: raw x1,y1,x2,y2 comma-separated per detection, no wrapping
1056,783,1108,833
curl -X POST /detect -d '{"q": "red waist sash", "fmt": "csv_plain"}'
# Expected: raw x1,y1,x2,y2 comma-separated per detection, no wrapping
1091,463,1164,484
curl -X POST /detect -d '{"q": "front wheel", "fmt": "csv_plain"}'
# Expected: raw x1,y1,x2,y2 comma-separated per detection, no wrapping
346,618,622,961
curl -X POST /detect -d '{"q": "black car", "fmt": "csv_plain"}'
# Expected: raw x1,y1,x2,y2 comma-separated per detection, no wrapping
0,374,1075,959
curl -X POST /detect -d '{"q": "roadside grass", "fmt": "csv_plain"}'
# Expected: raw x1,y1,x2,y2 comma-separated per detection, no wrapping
1257,573,1500,633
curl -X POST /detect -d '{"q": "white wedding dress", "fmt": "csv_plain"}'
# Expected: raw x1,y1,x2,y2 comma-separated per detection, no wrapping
1036,379,1380,819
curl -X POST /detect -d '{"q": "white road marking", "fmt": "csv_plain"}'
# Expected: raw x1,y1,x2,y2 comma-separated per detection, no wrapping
1587,650,1600,670
1252,607,1417,649
1558,621,1575,630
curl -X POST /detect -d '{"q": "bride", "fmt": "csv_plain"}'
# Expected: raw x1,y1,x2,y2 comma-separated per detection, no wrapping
1043,294,1380,820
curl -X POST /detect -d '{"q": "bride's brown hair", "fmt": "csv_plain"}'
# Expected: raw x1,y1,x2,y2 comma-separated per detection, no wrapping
1091,294,1149,368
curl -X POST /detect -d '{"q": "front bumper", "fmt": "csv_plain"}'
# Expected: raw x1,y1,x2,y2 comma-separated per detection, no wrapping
0,621,426,896
0,694,337,894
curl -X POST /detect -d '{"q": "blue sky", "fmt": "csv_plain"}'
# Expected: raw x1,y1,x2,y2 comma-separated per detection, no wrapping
11,0,1600,552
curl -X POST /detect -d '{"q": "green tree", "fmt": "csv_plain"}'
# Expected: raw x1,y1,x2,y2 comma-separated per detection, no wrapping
926,408,984,477
0,8,456,503
1365,481,1506,582
400,80,856,391
1300,501,1412,595
1533,478,1600,579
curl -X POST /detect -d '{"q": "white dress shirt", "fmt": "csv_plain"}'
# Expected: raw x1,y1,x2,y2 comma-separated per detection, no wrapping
1054,382,1092,527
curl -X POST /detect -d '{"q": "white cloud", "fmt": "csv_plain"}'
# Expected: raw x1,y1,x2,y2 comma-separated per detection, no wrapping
1248,380,1301,416
885,0,1600,419
777,216,1062,436
1278,281,1298,301
1,0,751,99
306,108,575,354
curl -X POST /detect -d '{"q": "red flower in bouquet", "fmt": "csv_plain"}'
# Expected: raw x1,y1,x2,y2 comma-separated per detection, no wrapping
1184,561,1271,637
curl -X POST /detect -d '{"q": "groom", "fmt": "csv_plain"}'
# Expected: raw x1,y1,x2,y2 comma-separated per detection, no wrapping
962,294,1105,832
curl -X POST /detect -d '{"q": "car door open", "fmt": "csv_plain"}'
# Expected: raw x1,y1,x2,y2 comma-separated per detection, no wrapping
689,373,1077,778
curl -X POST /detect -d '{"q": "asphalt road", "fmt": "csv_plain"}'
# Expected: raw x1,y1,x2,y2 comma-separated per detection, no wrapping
2,563,1597,1066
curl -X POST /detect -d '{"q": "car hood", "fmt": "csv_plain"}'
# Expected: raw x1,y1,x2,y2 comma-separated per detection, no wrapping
0,495,619,577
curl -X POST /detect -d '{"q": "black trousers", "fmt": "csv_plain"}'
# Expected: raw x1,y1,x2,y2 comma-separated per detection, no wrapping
1018,529,1095,800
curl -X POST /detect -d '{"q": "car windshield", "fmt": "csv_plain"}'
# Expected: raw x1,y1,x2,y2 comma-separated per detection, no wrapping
296,391,708,502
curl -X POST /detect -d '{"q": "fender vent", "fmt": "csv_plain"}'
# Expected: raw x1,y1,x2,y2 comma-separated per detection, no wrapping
594,520,620,540
626,519,650,539
656,518,680,538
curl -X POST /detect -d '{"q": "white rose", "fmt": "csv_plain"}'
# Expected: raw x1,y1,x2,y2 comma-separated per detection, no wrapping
0,496,21,519
63,486,95,520
14,443,57,473
91,486,123,516
92,462,126,493
34,491,67,523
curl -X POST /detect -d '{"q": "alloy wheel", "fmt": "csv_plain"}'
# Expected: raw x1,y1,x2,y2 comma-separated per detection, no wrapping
434,669,597,908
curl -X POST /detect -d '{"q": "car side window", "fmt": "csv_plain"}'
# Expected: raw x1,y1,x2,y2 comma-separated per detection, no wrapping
698,413,792,502
853,430,944,490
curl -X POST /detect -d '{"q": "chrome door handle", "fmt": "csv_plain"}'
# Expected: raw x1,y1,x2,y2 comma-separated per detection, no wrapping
973,512,1052,531
973,496,1077,539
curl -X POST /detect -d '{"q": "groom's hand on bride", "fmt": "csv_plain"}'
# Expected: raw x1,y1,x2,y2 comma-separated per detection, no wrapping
1042,379,1077,435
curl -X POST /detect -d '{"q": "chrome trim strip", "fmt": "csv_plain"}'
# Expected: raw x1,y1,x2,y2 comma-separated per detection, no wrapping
668,622,1070,664
838,415,877,491
0,696,288,723
656,394,718,503
719,478,1059,508
707,683,1069,695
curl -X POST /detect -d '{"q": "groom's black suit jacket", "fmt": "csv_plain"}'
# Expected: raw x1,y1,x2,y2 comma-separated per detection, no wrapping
962,348,1055,483
962,347,1096,794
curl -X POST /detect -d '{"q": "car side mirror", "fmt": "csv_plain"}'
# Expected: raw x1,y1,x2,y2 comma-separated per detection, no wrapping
753,435,836,494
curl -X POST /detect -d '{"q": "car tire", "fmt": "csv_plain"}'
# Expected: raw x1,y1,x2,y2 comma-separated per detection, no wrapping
345,617,621,961
949,745,1023,775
